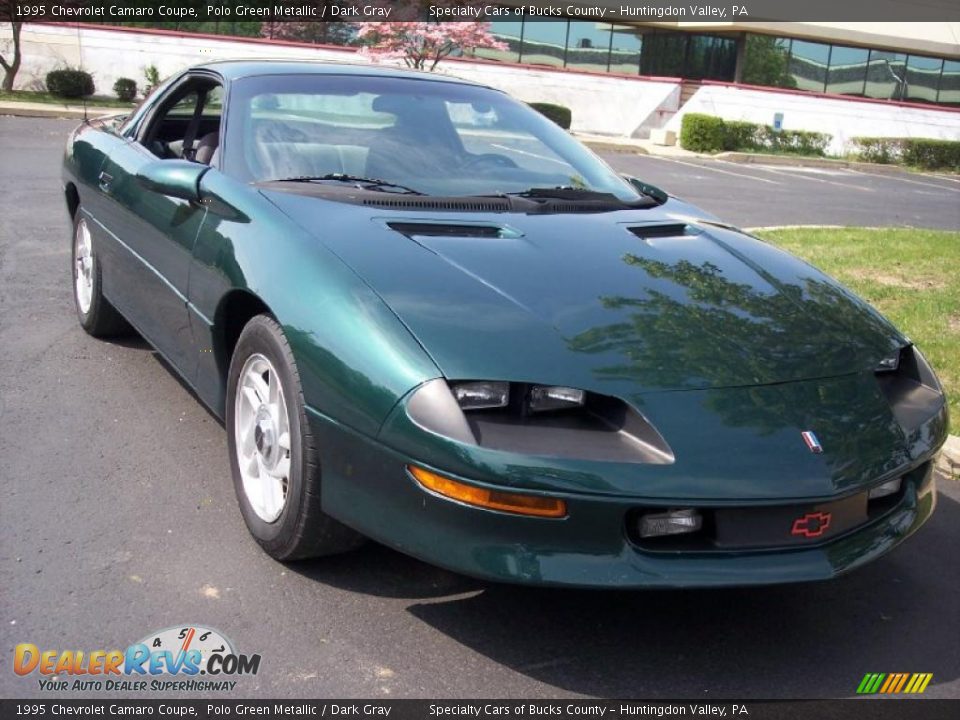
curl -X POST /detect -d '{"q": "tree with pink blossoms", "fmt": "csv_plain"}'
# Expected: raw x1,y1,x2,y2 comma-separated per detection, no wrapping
354,5,507,72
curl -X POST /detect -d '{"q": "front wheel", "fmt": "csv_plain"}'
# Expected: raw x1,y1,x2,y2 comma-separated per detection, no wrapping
226,315,363,560
72,212,129,337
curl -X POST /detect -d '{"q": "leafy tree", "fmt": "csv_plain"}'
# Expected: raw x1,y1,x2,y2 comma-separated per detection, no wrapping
353,1,506,71
741,34,797,89
0,0,23,91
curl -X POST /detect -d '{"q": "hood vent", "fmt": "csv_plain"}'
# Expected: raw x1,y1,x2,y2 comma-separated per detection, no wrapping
627,223,695,240
363,197,511,212
387,222,504,239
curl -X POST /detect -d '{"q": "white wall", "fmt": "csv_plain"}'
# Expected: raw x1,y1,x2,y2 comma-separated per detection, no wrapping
665,84,960,154
1,23,680,138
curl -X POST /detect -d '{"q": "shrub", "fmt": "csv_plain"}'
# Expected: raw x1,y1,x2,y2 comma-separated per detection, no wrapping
112,77,137,102
46,68,95,99
142,65,161,96
680,113,830,156
529,102,572,130
722,120,763,151
679,113,726,152
849,137,960,170
901,139,960,171
849,137,900,164
764,127,830,156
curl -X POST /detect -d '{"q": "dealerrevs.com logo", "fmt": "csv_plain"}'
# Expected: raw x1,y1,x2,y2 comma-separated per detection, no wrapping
14,625,261,692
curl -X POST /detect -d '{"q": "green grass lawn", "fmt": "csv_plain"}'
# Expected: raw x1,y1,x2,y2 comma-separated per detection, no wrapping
0,89,133,108
760,227,959,435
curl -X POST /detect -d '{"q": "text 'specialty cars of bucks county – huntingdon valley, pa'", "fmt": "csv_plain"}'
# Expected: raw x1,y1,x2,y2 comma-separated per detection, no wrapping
62,61,949,588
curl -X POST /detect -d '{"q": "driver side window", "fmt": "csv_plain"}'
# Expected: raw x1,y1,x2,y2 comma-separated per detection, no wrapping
142,81,223,167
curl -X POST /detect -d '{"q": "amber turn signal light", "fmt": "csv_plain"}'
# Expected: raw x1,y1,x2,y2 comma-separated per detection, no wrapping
408,465,567,518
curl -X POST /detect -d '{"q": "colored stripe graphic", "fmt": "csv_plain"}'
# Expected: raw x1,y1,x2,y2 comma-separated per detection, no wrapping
856,674,874,694
857,672,932,694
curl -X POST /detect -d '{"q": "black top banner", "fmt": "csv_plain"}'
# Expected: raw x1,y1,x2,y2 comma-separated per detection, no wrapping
5,0,960,24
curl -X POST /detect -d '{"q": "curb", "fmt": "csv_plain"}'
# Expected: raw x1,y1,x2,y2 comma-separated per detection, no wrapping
937,435,960,480
0,102,129,120
583,140,649,155
714,152,908,175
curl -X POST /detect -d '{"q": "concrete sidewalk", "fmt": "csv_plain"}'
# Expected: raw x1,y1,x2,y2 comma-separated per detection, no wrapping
939,436,960,480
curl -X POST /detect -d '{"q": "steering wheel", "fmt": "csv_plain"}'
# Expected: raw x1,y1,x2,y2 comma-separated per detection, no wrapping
460,153,519,171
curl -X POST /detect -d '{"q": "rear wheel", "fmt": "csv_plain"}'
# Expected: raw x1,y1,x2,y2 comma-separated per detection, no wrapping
226,315,363,560
72,211,128,337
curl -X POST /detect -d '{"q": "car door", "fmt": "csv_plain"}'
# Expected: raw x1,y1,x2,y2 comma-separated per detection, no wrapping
94,75,223,377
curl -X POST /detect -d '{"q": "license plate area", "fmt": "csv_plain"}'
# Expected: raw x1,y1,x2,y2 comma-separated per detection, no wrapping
712,492,868,549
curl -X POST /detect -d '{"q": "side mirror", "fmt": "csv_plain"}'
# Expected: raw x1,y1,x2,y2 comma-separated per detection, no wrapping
137,160,208,201
623,175,668,205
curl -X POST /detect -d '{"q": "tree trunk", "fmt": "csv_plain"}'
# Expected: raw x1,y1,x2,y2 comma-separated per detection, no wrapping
1,21,22,92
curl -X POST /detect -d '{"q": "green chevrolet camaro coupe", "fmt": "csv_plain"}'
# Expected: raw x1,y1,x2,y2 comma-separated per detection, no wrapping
63,60,948,587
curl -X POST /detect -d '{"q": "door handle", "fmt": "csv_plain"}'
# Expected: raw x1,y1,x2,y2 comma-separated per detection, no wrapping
98,171,113,193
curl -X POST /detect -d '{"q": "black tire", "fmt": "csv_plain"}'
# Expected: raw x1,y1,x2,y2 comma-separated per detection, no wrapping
71,210,129,337
226,314,363,560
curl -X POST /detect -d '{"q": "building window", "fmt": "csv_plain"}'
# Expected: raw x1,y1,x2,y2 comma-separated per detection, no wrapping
684,34,737,81
520,20,567,67
608,24,642,74
564,22,613,72
864,50,908,100
475,19,522,63
639,31,688,77
788,39,830,92
903,55,943,103
939,60,960,105
826,45,869,96
742,35,795,88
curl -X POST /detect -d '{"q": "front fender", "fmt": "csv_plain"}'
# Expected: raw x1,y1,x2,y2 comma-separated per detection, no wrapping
190,170,440,436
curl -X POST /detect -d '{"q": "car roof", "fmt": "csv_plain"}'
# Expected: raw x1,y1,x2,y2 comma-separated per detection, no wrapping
195,59,491,88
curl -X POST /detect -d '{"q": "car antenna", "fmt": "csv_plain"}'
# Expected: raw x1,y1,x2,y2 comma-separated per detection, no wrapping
75,23,88,124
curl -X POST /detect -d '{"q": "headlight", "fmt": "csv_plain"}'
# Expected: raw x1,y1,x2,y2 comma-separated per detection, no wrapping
875,350,901,373
875,344,947,433
450,381,586,414
406,379,675,464
450,381,509,410
528,385,586,413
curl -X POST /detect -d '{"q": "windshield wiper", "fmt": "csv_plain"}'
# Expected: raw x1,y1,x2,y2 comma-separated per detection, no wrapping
263,174,425,195
503,186,654,206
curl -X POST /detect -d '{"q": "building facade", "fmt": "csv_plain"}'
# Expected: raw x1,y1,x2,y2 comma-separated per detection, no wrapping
470,18,959,107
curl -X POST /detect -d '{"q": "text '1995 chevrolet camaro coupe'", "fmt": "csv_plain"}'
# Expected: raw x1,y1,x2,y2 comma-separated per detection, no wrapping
63,61,948,587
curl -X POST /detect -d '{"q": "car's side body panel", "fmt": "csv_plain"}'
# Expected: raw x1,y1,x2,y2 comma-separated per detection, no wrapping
188,168,441,432
93,138,206,373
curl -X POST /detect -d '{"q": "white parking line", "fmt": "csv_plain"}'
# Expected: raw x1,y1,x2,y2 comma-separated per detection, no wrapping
714,161,874,192
841,167,960,193
646,155,781,185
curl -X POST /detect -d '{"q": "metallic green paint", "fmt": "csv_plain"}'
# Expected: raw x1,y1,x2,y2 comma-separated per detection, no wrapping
136,159,207,201
61,61,948,588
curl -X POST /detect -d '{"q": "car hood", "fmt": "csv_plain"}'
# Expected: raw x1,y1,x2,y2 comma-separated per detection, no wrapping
264,190,905,398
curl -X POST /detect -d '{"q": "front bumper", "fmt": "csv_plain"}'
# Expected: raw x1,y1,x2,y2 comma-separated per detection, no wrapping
308,407,940,589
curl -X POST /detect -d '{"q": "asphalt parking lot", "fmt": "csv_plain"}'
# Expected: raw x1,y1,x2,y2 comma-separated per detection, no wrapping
1,116,959,700
597,151,960,230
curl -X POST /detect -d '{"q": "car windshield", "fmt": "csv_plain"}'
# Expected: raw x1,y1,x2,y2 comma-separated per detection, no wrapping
224,73,640,201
